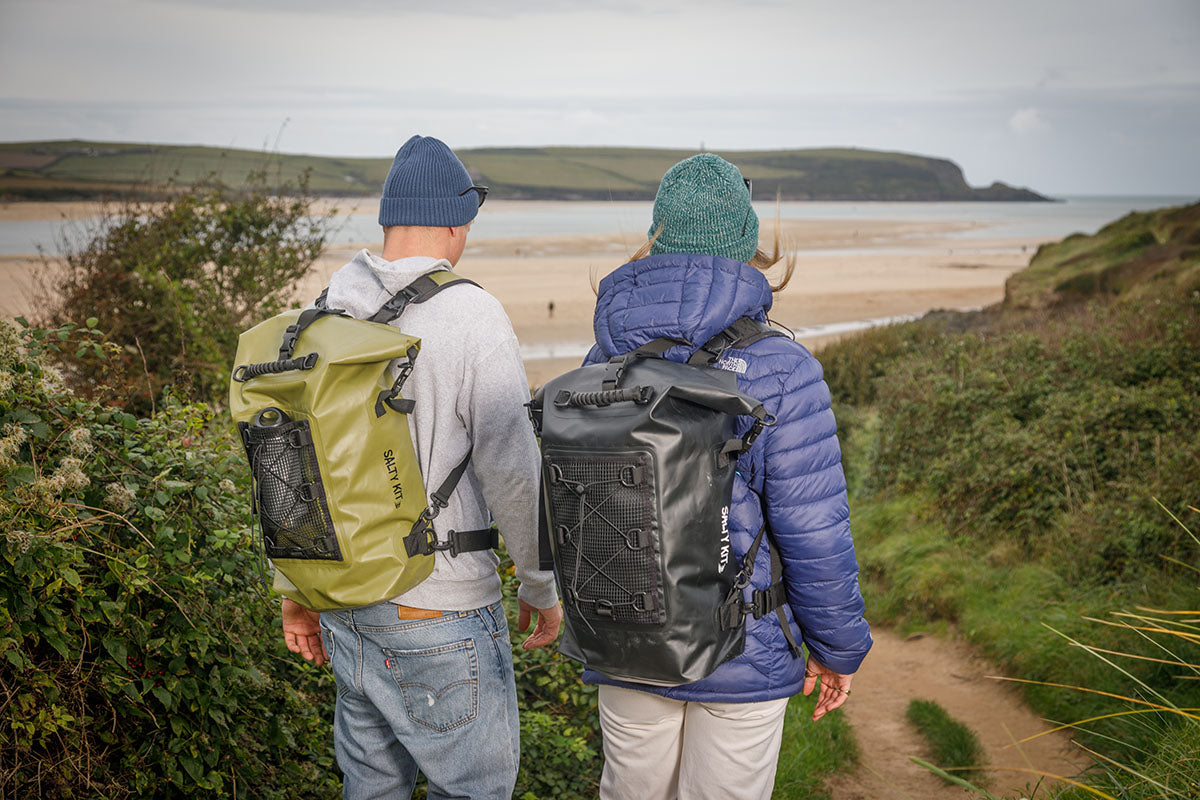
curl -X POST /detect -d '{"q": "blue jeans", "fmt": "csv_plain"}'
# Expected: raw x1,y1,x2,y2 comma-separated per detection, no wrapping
319,601,518,800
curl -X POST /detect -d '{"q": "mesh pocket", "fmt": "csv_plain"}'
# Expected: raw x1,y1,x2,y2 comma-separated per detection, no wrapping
546,450,662,625
241,419,341,561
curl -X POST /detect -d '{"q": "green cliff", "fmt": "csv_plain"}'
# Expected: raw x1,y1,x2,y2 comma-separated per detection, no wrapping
0,139,1050,202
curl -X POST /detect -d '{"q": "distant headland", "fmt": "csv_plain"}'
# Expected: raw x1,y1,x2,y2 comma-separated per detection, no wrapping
0,140,1052,202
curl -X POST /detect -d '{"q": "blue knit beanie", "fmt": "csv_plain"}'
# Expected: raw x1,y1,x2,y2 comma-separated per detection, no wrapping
378,135,479,228
648,154,758,263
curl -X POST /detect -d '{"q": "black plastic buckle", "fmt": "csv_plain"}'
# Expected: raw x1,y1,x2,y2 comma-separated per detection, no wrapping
278,323,302,360
749,588,769,619
428,532,460,558
743,412,776,449
744,420,764,449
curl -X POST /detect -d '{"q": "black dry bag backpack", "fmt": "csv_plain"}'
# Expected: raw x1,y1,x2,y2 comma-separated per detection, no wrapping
529,318,791,686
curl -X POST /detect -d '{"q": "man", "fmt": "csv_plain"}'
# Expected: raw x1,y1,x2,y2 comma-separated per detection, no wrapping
279,134,562,799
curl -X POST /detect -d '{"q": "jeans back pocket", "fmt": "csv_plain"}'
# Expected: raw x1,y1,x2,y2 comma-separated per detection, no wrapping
384,639,479,733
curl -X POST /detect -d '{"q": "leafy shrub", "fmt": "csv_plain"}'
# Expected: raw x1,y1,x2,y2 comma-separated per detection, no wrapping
0,320,339,798
514,711,599,799
37,169,333,411
498,551,601,799
839,287,1200,576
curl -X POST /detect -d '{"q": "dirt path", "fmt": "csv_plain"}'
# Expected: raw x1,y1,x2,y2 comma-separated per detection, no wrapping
827,629,1092,800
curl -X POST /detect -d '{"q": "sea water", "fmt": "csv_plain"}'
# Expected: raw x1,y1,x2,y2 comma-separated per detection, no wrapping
3,196,1195,256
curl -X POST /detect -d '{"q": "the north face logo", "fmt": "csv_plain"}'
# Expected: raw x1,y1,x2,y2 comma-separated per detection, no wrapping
717,356,748,374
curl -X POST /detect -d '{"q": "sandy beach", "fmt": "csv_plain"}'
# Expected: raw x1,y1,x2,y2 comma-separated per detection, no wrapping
0,200,1051,388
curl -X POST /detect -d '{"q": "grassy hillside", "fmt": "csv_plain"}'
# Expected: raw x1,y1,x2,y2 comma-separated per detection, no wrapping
819,200,1200,794
1004,200,1200,308
0,139,1050,202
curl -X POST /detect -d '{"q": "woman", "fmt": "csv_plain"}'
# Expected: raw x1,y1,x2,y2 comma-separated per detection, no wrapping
581,154,872,800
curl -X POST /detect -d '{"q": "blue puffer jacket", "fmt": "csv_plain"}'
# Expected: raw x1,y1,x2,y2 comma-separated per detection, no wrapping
580,253,873,702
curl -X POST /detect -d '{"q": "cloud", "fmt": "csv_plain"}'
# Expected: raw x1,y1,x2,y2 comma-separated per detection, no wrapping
1009,107,1049,135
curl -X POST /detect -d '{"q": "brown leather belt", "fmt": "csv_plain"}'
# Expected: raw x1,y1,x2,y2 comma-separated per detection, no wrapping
396,604,443,621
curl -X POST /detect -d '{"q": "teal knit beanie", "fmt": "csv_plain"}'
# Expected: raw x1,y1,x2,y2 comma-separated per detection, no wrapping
648,154,758,262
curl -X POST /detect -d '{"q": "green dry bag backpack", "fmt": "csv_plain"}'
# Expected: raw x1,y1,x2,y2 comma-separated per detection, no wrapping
229,270,497,611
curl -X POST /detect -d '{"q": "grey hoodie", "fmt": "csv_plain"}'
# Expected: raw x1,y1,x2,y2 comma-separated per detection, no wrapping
322,249,558,612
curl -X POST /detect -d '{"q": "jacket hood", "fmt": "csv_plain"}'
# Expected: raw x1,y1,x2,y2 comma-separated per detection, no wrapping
323,249,450,318
592,253,774,358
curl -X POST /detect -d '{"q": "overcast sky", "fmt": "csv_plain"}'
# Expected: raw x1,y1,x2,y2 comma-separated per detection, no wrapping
1,0,1198,195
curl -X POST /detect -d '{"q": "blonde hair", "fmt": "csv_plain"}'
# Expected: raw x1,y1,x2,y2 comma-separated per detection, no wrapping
626,210,796,294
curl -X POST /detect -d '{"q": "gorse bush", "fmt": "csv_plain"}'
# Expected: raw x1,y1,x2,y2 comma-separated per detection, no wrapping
38,168,332,412
827,284,1200,581
0,320,340,797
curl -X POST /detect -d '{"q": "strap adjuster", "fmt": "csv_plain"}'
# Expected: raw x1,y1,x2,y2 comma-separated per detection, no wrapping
278,323,302,360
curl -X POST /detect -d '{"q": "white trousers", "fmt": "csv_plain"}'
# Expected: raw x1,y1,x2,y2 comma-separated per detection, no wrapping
597,684,790,800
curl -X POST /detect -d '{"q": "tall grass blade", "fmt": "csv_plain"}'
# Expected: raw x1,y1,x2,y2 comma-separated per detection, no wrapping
1154,497,1200,549
911,758,1123,800
1045,624,1176,708
908,758,1003,799
1075,741,1194,798
990,676,1200,720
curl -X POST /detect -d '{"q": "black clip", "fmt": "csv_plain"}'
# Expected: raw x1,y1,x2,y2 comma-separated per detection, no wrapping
278,323,302,361
428,532,461,558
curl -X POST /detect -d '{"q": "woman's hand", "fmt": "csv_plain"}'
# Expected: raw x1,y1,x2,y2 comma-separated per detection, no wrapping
802,656,854,722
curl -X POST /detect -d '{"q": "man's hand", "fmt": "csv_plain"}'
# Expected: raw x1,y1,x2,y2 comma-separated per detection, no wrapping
517,599,563,651
802,656,854,722
281,597,328,666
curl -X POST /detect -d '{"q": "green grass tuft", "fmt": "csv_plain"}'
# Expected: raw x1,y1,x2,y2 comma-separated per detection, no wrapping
905,699,987,785
772,691,859,799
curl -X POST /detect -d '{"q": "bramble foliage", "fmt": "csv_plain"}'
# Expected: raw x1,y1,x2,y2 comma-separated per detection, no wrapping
498,552,601,799
0,319,617,798
0,320,340,798
38,168,333,411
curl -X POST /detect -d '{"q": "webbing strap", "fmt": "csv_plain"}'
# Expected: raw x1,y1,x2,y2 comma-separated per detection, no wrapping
368,272,481,324
313,271,481,325
770,545,803,659
720,483,803,659
402,448,492,559
432,449,473,509
687,316,786,366
602,336,691,390
278,307,342,361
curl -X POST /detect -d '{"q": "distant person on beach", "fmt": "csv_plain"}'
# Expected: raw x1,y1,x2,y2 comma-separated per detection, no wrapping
581,154,872,800
278,134,562,798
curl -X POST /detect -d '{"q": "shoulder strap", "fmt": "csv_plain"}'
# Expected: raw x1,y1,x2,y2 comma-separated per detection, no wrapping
717,489,803,660
369,270,481,325
401,446,498,558
313,271,481,323
688,317,787,366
